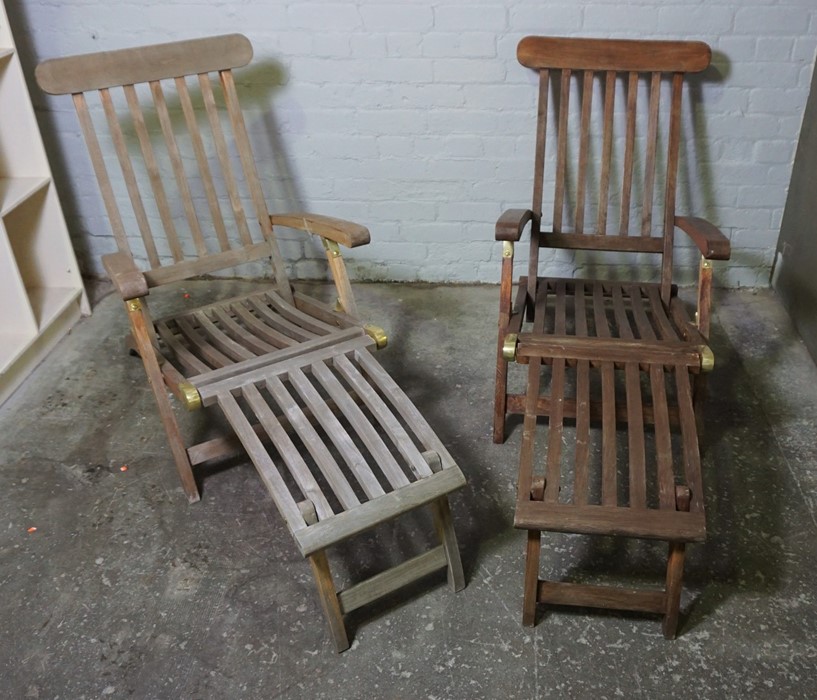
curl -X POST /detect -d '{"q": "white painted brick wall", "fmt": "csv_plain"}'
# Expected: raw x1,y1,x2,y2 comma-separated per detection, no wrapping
12,0,817,288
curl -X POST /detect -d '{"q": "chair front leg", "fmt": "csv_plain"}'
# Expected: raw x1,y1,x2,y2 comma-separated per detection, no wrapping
321,237,359,318
494,241,515,443
125,298,200,503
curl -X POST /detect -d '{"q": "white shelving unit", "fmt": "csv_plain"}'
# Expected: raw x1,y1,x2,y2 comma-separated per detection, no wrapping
1,2,88,405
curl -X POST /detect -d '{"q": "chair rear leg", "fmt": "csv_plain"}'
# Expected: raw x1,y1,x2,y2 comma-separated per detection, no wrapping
309,549,350,653
522,530,541,626
431,496,465,592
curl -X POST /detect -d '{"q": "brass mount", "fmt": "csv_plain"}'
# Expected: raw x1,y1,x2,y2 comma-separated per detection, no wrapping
178,381,202,411
502,333,518,362
363,324,388,349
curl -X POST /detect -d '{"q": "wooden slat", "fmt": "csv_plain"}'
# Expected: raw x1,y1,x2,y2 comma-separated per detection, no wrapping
231,300,293,348
143,241,274,287
149,79,208,257
288,367,386,499
264,291,337,335
311,361,409,490
661,73,685,302
592,282,617,506
198,73,254,247
354,349,455,469
619,72,638,235
514,501,705,542
71,93,131,256
295,468,466,556
193,310,255,362
217,391,306,533
338,546,448,614
528,68,547,310
175,76,231,252
246,296,315,342
573,280,591,506
220,69,293,302
99,88,160,268
650,365,676,510
674,366,704,514
175,316,232,368
540,232,664,253
123,84,182,265
518,358,543,503
537,580,665,614
517,36,711,73
597,71,616,235
646,286,681,341
196,334,371,400
210,307,277,356
552,69,571,233
641,72,661,236
36,34,253,95
242,382,334,520
155,321,212,375
265,374,361,511
545,280,567,502
574,70,593,234
333,354,433,480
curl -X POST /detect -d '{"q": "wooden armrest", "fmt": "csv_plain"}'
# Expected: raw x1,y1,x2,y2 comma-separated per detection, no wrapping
675,216,730,260
496,208,533,242
102,251,148,300
270,213,370,248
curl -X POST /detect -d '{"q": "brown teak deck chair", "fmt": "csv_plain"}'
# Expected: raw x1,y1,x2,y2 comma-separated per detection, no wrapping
36,34,465,652
493,37,730,637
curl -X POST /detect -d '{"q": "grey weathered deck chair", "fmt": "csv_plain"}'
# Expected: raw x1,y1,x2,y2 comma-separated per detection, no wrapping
493,37,730,637
36,34,464,652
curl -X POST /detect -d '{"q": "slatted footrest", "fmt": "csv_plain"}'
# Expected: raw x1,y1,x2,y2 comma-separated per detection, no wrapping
516,353,705,637
192,333,465,650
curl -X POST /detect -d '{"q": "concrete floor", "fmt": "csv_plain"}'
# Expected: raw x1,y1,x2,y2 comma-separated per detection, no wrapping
1,281,816,699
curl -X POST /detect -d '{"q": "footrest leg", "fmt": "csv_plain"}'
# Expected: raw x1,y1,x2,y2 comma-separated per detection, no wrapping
662,541,686,640
308,550,350,653
431,496,465,592
522,530,541,626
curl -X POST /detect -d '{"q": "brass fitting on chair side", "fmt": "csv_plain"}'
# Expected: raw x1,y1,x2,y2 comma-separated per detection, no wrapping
177,381,202,411
699,345,715,373
127,299,143,312
363,324,388,349
322,238,341,258
502,333,519,362
502,241,514,259
700,257,713,270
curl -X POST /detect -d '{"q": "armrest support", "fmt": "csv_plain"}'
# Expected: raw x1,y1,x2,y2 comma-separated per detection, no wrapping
496,209,533,242
102,251,148,300
675,216,730,260
270,213,370,248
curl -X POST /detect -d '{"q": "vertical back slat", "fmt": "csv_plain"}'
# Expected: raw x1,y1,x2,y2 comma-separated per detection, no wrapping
552,69,571,233
528,69,549,304
574,70,593,234
197,73,254,247
220,69,293,301
596,71,616,235
149,79,209,257
175,76,231,253
72,93,132,256
641,72,662,236
619,72,638,235
123,84,183,264
661,73,684,302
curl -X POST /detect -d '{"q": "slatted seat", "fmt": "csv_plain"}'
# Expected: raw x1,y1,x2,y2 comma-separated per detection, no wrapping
36,34,465,652
493,36,730,638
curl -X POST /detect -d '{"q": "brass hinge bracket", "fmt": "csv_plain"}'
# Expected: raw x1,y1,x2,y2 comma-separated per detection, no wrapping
699,345,715,373
322,238,341,258
502,241,514,259
178,381,202,411
502,333,518,362
127,299,142,313
700,257,713,270
333,297,344,313
363,324,388,349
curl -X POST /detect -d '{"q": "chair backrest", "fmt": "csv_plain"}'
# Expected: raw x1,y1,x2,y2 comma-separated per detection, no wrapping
517,36,711,299
36,34,291,297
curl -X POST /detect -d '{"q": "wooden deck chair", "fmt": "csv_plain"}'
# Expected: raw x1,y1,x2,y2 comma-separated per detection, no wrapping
493,37,730,638
36,34,465,652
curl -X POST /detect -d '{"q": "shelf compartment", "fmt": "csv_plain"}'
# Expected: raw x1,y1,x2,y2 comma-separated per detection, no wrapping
0,176,50,216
